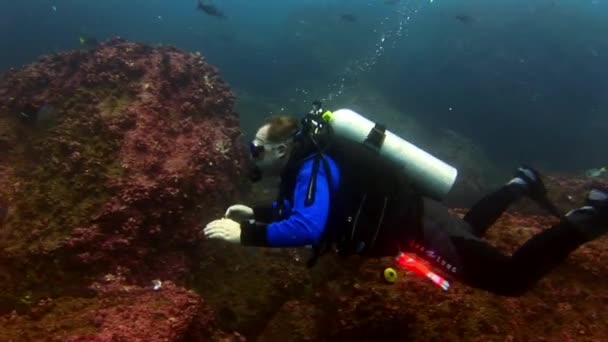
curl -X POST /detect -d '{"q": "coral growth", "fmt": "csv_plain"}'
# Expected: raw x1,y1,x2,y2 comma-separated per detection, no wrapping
545,174,608,210
0,38,248,318
0,275,243,341
508,173,608,215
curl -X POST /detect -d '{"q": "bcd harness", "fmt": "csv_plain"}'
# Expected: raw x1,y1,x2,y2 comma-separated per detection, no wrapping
275,113,409,267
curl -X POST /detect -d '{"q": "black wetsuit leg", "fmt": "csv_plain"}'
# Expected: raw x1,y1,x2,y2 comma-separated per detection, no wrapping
463,185,522,237
448,220,586,296
408,198,588,296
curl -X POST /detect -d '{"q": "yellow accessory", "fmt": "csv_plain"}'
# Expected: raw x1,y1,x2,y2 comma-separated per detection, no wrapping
321,110,333,122
383,267,398,283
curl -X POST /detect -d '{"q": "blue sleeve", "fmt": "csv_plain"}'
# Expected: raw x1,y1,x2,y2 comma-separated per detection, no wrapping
266,157,337,247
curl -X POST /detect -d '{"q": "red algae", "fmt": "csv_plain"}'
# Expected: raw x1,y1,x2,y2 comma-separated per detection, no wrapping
0,274,242,341
0,38,248,338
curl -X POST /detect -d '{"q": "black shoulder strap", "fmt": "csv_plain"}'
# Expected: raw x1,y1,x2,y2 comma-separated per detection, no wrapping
305,153,335,206
306,154,336,268
305,156,320,206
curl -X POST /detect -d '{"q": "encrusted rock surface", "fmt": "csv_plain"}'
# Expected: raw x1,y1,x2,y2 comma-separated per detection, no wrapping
0,38,247,339
0,275,245,341
256,210,608,341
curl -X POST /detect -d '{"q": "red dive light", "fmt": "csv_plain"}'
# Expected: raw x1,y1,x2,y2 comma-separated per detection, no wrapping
396,252,450,291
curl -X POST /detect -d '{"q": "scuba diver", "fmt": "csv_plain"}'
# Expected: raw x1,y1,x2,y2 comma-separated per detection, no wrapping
203,102,608,296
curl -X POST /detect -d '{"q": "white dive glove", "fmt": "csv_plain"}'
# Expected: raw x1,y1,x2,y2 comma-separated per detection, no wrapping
203,218,241,244
224,204,254,222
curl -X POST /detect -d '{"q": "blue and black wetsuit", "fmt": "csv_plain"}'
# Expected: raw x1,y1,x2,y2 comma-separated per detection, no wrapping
241,151,592,297
240,153,340,247
240,149,422,258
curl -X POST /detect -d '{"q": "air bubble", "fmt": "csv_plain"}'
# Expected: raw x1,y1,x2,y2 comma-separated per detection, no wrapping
293,0,428,104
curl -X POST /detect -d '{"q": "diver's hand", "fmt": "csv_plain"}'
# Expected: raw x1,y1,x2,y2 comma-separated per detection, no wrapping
203,218,241,244
224,204,254,222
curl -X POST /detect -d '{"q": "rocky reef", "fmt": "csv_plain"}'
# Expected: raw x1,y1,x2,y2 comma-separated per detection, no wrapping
0,38,247,339
0,275,244,341
0,39,606,341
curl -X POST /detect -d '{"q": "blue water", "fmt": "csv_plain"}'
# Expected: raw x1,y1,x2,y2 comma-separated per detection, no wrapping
1,0,606,172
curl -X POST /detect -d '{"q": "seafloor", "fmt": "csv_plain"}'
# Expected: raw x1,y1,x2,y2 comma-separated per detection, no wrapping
0,39,606,341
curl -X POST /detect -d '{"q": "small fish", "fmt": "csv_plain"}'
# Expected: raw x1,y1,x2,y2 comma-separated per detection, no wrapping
17,103,56,128
454,14,474,24
217,33,235,44
585,167,607,178
197,0,226,19
79,36,99,48
340,13,357,23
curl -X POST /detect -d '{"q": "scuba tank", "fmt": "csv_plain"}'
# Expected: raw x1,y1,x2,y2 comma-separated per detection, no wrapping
301,102,458,201
295,101,458,265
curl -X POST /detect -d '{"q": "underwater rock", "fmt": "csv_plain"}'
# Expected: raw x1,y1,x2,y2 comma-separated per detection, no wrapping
0,37,248,315
0,274,243,341
255,211,607,340
545,174,608,211
259,300,321,341
505,173,608,215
